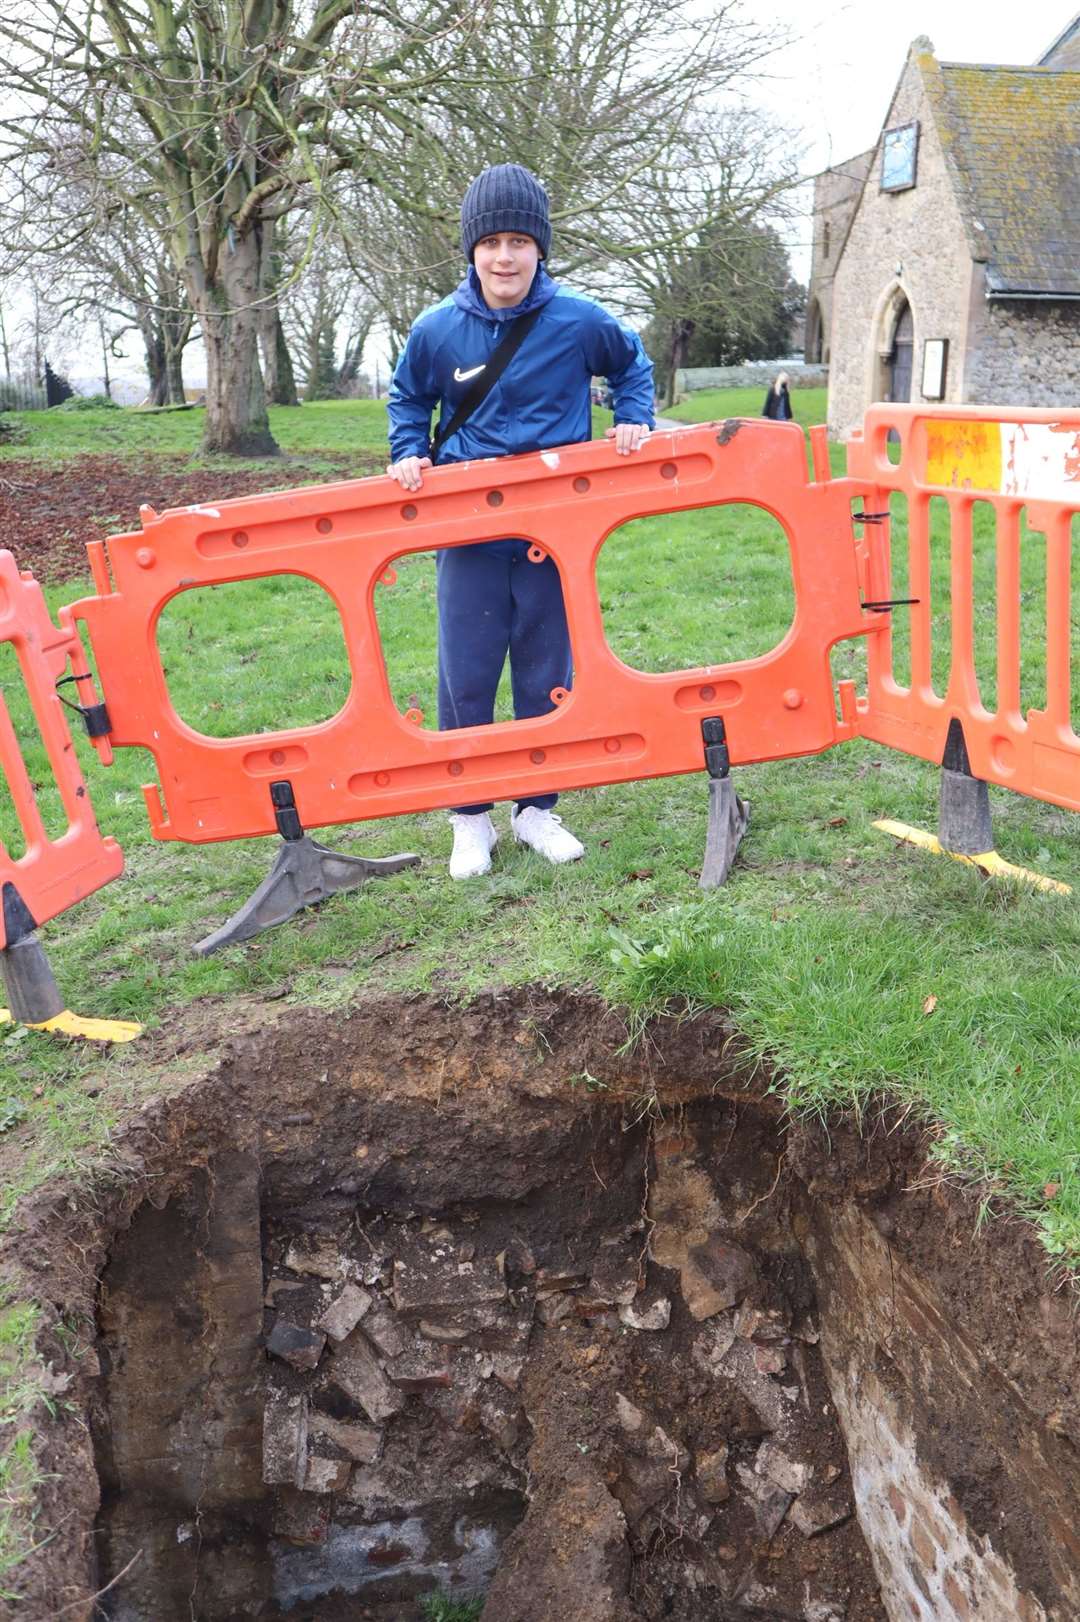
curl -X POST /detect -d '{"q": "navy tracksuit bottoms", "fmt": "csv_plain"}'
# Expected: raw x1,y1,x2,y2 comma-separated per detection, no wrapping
437,538,573,815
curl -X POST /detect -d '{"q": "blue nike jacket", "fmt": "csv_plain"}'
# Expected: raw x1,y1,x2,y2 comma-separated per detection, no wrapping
387,266,655,465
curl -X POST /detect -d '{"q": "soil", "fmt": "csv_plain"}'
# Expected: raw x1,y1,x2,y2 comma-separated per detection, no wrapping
0,452,386,583
2,988,1077,1622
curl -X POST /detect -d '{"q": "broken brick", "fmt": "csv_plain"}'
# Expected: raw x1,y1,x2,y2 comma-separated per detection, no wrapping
266,1319,327,1372
392,1247,506,1317
325,1329,406,1423
263,1389,308,1487
387,1342,452,1391
307,1413,382,1463
359,1299,410,1360
315,1283,371,1343
303,1454,352,1494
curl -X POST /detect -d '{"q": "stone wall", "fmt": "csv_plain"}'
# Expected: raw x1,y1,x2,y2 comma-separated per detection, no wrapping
827,47,978,441
675,362,828,394
799,1199,1079,1621
966,299,1080,406
806,151,874,364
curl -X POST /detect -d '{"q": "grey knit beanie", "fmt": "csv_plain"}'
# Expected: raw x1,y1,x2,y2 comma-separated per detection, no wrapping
460,165,551,261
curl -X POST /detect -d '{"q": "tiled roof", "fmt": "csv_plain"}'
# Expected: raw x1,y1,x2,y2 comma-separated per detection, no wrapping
1038,14,1080,69
928,61,1080,296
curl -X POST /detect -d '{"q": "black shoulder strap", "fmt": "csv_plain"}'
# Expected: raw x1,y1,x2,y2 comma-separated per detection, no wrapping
430,306,543,464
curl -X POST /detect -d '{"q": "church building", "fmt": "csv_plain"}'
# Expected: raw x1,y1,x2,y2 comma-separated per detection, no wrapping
807,17,1080,439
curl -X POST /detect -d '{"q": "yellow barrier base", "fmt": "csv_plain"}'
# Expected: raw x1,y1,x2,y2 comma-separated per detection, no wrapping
0,1008,142,1043
872,820,1072,896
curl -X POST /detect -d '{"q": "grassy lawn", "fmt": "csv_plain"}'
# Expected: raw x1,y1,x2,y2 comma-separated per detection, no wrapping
1,386,1078,1595
664,385,829,428
0,396,394,465
0,390,1077,1277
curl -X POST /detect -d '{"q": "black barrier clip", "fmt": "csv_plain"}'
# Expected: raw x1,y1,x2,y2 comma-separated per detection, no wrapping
55,673,112,739
852,510,890,526
861,597,920,613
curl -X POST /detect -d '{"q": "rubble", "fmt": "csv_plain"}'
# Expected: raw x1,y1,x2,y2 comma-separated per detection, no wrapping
392,1245,506,1317
263,1389,308,1487
265,1318,327,1371
386,1342,452,1391
325,1329,406,1423
315,1283,371,1343
307,1413,382,1463
694,1444,730,1503
618,1294,671,1332
756,1439,813,1495
680,1235,759,1320
303,1454,352,1494
359,1299,410,1359
789,1484,853,1537
285,1237,348,1280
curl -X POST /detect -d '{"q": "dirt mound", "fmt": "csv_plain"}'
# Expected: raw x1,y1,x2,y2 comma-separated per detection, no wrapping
0,452,385,583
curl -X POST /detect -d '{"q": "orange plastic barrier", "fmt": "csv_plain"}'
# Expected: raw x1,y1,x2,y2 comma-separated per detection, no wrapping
0,552,123,948
848,405,1080,813
67,421,879,843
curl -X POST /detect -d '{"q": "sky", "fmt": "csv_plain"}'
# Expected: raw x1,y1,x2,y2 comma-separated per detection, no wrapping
757,0,1074,277
18,0,1077,387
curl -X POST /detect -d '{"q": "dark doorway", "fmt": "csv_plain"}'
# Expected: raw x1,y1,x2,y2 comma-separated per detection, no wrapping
887,301,913,402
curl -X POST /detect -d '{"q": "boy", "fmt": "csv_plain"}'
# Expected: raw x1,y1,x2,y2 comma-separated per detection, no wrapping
387,163,654,879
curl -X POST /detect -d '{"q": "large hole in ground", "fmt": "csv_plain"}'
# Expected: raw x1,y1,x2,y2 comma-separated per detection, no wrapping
47,993,1079,1620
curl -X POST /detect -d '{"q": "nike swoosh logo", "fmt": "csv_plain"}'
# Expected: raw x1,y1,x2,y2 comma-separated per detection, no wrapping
454,364,486,382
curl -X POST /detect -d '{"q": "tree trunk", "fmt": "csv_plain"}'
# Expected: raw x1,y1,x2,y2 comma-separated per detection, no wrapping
666,321,693,410
144,328,169,406
192,228,278,456
260,310,300,406
165,343,186,405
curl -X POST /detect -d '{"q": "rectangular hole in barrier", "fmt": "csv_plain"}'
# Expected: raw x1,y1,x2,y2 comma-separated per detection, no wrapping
1018,507,1049,722
597,505,795,674
155,575,352,739
373,544,564,732
0,639,71,857
927,494,953,701
887,490,911,691
970,499,998,714
884,425,902,468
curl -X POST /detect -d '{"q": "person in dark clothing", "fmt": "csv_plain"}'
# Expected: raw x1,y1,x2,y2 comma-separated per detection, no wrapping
762,372,793,420
386,164,654,879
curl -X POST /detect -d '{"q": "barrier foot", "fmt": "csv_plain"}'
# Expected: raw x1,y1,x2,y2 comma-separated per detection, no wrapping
700,777,750,889
193,836,422,956
939,718,993,855
872,821,1071,896
0,932,142,1042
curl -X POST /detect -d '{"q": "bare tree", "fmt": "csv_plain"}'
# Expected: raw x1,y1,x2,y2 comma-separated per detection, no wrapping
0,0,493,454
307,0,792,364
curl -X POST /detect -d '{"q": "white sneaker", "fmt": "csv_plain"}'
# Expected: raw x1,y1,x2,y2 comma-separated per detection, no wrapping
448,812,498,879
511,806,585,864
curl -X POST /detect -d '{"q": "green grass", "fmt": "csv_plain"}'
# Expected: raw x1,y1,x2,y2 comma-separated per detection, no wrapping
419,1590,484,1622
664,385,829,428
0,397,394,464
0,1297,45,1603
0,387,1077,1284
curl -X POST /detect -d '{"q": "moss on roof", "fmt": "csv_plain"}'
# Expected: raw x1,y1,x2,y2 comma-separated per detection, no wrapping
929,64,1080,295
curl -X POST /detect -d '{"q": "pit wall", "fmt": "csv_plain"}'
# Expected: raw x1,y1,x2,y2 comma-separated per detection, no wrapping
7,991,1079,1619
803,1201,1075,1621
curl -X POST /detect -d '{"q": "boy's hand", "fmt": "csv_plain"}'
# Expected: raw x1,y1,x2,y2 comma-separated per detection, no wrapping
605,424,650,455
387,455,432,491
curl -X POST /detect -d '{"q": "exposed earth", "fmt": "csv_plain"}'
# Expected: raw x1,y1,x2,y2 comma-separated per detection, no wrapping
2,989,1078,1621
0,453,385,583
